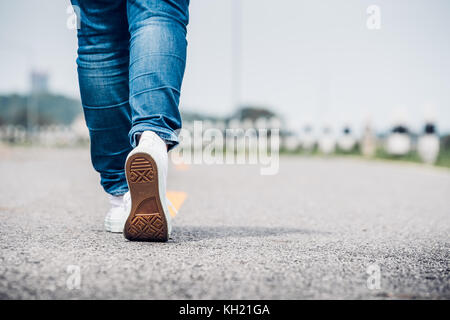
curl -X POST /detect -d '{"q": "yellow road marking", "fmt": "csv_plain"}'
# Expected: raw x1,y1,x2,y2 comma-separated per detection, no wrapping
175,163,189,171
166,191,187,217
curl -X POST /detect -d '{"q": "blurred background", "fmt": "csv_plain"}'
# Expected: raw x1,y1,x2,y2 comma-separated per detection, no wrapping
1,1,450,300
0,0,450,166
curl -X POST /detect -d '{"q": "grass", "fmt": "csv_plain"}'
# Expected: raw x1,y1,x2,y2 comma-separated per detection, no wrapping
280,145,450,169
435,149,450,168
374,148,422,163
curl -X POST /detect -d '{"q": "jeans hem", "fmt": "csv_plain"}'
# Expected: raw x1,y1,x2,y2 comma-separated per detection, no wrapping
106,188,129,196
129,123,179,150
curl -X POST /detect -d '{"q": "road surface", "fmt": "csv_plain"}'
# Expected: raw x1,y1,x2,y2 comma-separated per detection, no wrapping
0,147,449,299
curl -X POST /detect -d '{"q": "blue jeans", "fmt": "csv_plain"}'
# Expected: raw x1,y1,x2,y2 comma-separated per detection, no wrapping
71,0,189,195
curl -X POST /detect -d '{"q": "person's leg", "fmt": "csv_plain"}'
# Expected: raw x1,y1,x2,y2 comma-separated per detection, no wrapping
126,0,190,149
72,0,132,196
119,0,189,241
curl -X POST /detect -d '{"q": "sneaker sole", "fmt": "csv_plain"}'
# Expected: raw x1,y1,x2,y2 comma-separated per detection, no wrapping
124,152,168,242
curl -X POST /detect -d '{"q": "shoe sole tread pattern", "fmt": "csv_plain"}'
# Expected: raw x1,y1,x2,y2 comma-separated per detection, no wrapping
124,153,168,242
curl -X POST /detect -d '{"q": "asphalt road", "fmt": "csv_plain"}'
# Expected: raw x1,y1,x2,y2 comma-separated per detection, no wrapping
0,146,449,299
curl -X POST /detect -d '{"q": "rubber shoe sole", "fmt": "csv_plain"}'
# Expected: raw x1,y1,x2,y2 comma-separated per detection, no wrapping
123,152,169,242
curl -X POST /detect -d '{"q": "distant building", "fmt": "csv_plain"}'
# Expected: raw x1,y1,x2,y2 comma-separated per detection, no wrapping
386,124,411,156
30,70,49,94
361,121,376,157
318,125,336,155
300,124,315,152
338,126,357,152
417,123,440,164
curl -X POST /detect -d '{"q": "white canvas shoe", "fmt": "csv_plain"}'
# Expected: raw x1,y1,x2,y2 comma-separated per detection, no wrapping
104,193,128,233
123,131,172,241
104,191,176,234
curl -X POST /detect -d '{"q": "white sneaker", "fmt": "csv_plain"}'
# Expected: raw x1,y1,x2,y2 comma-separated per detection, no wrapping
104,191,175,234
122,131,172,241
104,193,128,233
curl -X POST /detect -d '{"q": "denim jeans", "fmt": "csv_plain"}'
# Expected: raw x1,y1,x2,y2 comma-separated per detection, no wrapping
71,0,189,195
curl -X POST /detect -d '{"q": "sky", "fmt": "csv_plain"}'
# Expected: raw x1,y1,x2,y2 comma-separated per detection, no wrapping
0,0,449,134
